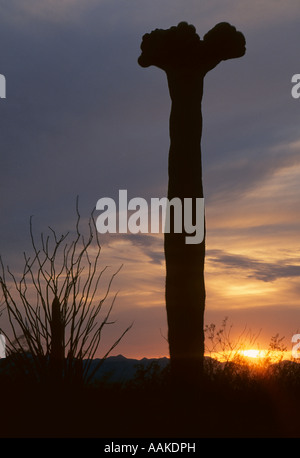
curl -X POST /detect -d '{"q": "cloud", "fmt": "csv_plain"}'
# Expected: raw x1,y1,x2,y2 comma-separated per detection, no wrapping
123,234,164,265
207,249,300,282
1,0,300,359
208,140,300,199
206,0,300,31
204,304,300,350
97,232,164,266
0,0,99,26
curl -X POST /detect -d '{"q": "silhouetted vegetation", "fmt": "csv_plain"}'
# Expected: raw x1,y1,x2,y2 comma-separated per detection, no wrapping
0,201,131,388
1,319,300,438
138,22,246,388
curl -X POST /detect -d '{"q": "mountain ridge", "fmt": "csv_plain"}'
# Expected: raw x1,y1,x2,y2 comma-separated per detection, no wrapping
0,353,170,384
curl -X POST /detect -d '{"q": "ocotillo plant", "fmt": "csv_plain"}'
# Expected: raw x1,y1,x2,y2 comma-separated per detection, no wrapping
0,200,131,385
138,22,246,388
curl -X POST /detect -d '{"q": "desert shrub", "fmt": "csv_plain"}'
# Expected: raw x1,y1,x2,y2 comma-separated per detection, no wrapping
0,201,131,385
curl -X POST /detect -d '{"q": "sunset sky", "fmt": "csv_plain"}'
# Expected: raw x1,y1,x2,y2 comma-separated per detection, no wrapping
0,0,300,359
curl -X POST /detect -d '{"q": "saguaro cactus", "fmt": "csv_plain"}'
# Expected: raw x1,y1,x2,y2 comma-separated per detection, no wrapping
138,22,246,388
50,296,64,381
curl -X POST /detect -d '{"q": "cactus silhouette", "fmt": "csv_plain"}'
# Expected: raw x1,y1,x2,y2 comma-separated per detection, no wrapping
138,22,246,388
50,296,64,381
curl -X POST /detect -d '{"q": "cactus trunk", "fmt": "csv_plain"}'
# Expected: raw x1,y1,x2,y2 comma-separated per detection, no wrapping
50,296,64,382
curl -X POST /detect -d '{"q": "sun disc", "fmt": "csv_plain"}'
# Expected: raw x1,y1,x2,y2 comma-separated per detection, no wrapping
242,349,260,358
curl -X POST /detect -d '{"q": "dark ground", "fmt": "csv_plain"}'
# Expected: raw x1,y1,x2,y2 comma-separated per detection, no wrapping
1,359,300,438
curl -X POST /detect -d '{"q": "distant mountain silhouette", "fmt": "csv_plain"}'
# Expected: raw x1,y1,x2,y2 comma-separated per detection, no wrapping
87,354,170,384
0,353,170,385
2,353,296,387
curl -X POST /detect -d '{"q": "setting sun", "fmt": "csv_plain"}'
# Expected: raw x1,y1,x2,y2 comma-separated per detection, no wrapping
242,349,262,358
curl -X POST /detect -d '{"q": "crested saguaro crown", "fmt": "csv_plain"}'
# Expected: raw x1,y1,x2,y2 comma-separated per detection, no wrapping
138,21,246,74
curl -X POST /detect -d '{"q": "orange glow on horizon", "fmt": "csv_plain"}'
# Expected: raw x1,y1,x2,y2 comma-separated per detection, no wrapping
208,348,292,365
241,349,266,359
